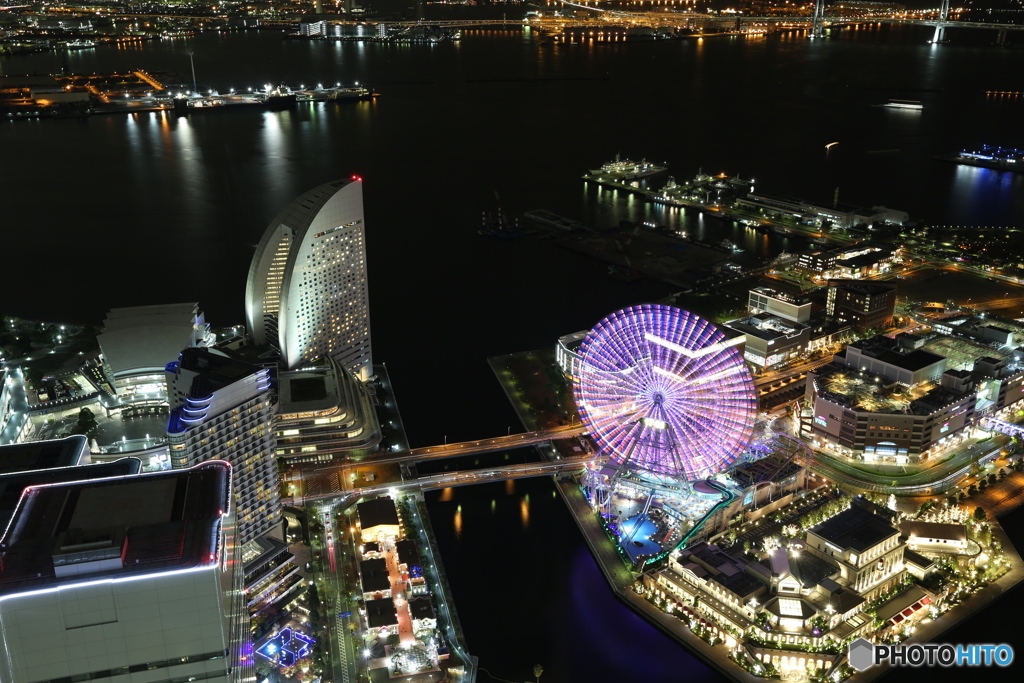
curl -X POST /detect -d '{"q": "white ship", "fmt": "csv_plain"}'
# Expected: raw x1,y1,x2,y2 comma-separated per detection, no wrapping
883,99,923,110
590,154,667,179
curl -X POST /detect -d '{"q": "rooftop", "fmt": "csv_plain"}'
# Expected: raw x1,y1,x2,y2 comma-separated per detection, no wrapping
826,586,866,614
241,534,292,575
923,335,1016,369
409,596,435,621
875,584,931,623
396,539,420,567
727,314,807,342
0,461,230,596
847,336,945,373
828,279,897,297
278,357,343,414
0,457,141,530
360,558,391,593
816,365,925,413
750,287,811,306
358,497,399,531
899,521,967,543
175,347,265,398
366,597,398,628
709,569,763,599
98,303,205,376
731,451,804,488
0,436,89,475
808,505,899,553
903,548,935,570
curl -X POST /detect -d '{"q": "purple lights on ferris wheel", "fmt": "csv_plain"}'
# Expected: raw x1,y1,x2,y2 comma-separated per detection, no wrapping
573,304,757,482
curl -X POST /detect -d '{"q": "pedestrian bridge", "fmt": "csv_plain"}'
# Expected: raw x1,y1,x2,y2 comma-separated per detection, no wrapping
982,418,1024,438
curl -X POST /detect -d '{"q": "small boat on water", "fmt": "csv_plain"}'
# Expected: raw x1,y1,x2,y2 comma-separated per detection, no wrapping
882,99,923,110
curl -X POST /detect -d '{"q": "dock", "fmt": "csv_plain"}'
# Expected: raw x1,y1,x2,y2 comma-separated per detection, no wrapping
1,70,377,120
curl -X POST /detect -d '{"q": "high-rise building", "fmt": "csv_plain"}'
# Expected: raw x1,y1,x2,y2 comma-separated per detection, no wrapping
0,461,249,683
166,348,279,543
826,279,897,331
245,178,372,379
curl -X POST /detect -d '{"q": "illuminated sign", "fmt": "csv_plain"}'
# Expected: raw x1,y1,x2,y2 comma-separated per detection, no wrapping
815,416,828,427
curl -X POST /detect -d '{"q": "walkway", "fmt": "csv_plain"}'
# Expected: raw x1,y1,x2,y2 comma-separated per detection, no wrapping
0,367,29,445
381,538,415,644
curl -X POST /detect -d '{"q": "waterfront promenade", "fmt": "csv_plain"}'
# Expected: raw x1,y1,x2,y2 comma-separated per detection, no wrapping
553,475,765,683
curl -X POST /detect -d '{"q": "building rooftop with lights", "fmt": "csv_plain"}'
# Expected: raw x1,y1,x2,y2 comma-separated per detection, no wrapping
803,335,977,462
275,355,381,463
97,303,215,403
0,461,247,683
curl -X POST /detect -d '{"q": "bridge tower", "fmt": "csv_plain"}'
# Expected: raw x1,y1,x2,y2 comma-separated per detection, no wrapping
811,0,826,39
932,0,950,43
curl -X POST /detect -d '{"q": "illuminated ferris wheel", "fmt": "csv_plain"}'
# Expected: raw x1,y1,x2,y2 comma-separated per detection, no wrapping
573,304,757,484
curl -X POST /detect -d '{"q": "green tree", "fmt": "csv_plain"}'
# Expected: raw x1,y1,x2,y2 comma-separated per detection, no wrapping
533,664,544,683
974,507,987,522
385,633,400,648
72,407,98,435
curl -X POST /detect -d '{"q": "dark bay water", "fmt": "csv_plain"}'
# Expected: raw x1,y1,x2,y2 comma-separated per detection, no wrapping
3,23,1024,681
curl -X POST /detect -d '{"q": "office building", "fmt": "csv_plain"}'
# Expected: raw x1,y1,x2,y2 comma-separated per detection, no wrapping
0,461,248,683
166,348,279,543
97,304,215,403
747,288,812,324
826,279,897,331
726,314,811,368
245,179,372,379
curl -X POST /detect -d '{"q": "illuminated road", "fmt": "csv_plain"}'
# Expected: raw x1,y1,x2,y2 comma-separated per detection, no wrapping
290,424,586,476
756,357,834,384
812,436,1007,495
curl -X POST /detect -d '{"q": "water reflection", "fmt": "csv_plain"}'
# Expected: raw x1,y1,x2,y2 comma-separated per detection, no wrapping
453,504,462,539
948,165,1024,228
520,494,530,529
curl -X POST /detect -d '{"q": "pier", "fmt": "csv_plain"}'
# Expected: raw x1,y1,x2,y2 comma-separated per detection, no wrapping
1,70,377,120
583,165,859,248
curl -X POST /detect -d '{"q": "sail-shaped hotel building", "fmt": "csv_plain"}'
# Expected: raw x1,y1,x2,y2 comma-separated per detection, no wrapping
245,178,372,379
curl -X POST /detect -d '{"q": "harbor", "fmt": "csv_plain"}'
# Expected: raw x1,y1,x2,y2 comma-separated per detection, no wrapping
1,69,377,119
935,145,1024,174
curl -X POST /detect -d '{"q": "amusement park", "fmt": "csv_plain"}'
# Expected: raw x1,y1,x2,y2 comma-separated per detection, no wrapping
533,302,1020,681
567,304,811,570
